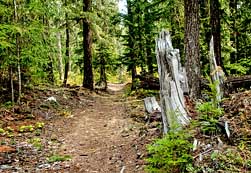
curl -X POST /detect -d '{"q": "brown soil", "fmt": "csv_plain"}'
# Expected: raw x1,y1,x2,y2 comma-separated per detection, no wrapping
43,84,158,173
55,84,143,172
0,84,159,173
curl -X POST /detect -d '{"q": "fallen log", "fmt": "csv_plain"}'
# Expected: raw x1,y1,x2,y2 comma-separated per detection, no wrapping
136,75,160,90
137,75,251,94
226,75,251,92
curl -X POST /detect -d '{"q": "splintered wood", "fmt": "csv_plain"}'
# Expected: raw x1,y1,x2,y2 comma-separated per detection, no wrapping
156,30,190,133
209,36,225,102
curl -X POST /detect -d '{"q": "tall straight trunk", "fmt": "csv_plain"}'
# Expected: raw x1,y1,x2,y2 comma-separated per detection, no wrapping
229,0,238,64
144,7,153,74
63,0,70,86
100,57,107,90
48,57,54,83
57,32,63,81
82,0,93,90
184,0,200,99
41,0,54,84
210,0,226,74
14,0,21,104
131,65,137,90
9,67,14,104
56,2,64,81
146,45,153,74
136,5,145,73
127,0,137,90
43,23,54,84
17,37,21,104
200,0,211,47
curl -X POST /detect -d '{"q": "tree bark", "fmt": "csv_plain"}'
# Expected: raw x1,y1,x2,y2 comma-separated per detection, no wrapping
210,0,226,74
82,0,93,90
184,0,201,99
57,32,63,81
127,0,137,90
41,0,54,84
47,56,54,84
99,56,107,90
144,2,153,74
14,0,21,104
146,46,153,74
63,0,70,86
200,0,211,49
156,31,190,133
229,0,238,64
9,67,14,104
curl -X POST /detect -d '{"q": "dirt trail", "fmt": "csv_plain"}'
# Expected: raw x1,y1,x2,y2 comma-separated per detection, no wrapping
56,84,148,173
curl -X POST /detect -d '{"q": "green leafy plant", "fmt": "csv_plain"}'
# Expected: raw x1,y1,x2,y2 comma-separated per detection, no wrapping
209,148,251,171
196,102,223,135
47,154,72,163
29,137,42,150
19,125,34,133
35,122,45,129
196,77,224,135
2,101,13,108
35,129,42,136
0,140,6,145
146,129,193,173
0,128,5,134
6,132,14,138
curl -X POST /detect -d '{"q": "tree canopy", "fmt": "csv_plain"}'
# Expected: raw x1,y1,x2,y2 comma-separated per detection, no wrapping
0,0,250,102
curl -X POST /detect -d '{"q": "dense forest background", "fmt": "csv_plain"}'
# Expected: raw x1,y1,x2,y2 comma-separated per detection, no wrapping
1,0,251,172
0,0,250,103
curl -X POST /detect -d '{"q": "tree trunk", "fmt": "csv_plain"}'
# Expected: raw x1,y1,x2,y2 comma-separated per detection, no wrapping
131,65,137,90
146,46,153,74
144,4,154,74
184,0,200,99
63,0,70,86
57,32,63,81
136,4,145,73
9,67,14,104
229,0,238,64
14,0,21,104
82,0,93,90
127,0,137,90
200,0,211,51
17,35,21,104
210,0,226,74
41,0,54,84
56,2,64,82
99,57,107,90
48,57,54,84
209,37,224,104
156,31,190,133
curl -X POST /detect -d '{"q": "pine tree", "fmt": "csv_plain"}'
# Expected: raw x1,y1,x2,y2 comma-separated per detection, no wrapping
184,0,201,99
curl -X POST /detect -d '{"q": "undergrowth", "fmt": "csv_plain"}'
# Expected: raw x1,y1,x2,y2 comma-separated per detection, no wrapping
146,129,193,173
146,78,225,172
195,77,224,135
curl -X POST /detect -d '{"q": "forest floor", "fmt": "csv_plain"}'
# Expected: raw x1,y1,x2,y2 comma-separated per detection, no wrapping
0,83,160,173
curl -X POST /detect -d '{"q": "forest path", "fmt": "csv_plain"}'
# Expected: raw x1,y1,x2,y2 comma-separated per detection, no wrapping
55,83,147,173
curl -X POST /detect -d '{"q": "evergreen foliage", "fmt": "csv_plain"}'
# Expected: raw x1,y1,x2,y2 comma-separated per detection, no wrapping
0,0,250,97
146,129,193,173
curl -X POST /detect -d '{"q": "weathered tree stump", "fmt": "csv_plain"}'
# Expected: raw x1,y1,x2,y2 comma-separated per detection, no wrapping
209,37,225,102
156,31,190,133
143,97,161,122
